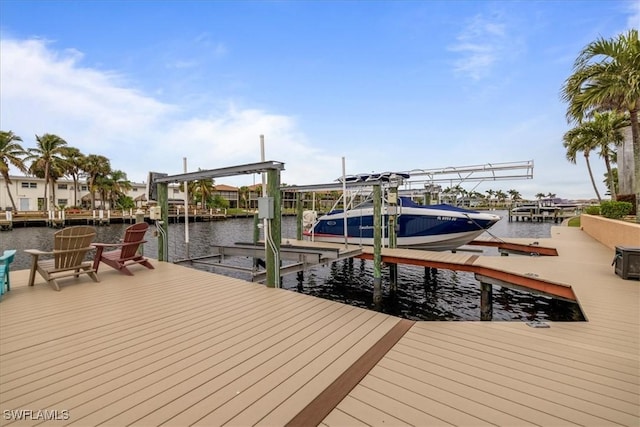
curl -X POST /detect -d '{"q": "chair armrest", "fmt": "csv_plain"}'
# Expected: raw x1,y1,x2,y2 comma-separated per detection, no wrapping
24,249,52,256
25,248,95,256
92,243,122,249
0,250,17,261
93,241,147,249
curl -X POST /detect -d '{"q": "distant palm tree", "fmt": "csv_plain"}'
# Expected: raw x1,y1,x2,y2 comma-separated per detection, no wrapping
561,29,640,219
238,186,251,210
83,154,111,209
103,170,132,208
191,178,215,209
61,147,86,208
0,130,28,211
535,193,546,200
25,134,68,210
494,190,507,206
485,189,495,206
507,189,521,207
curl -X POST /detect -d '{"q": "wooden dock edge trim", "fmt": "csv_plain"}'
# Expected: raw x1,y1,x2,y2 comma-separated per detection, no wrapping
285,318,416,427
468,240,558,256
356,253,575,301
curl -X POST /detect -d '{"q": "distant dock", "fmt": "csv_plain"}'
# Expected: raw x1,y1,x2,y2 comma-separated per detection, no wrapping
508,207,578,223
0,209,227,229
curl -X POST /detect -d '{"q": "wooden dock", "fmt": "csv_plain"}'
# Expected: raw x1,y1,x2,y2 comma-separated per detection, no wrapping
0,227,638,426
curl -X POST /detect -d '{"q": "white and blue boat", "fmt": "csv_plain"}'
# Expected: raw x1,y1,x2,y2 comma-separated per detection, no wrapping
304,196,501,251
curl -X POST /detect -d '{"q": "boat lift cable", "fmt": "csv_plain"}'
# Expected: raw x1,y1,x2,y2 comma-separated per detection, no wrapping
463,213,505,243
154,220,169,261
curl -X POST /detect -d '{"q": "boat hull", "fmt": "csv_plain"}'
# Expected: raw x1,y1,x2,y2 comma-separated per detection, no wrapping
304,200,501,251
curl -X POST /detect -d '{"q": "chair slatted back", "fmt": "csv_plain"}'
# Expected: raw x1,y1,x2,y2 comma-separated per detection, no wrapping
120,223,149,259
53,226,97,270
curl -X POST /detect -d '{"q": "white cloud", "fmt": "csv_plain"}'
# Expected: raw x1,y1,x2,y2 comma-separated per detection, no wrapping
0,37,342,186
449,12,510,81
448,10,521,81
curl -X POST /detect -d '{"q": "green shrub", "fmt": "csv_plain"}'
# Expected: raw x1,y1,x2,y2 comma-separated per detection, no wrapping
600,201,633,219
616,194,637,215
584,206,600,215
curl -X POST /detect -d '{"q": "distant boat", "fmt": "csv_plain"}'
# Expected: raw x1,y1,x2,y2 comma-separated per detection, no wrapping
304,196,501,251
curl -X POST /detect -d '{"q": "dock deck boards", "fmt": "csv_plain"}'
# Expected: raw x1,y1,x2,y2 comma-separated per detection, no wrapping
1,226,638,426
325,227,640,426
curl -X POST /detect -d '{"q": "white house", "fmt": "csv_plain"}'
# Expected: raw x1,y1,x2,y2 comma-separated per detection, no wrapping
0,176,242,212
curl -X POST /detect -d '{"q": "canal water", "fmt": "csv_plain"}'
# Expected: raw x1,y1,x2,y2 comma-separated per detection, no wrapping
1,212,584,321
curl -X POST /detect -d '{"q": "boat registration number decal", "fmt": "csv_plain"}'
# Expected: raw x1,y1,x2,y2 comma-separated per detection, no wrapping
437,216,456,221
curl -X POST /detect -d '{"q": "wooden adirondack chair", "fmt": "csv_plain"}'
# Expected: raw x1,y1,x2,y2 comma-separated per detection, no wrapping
25,226,99,291
92,222,154,276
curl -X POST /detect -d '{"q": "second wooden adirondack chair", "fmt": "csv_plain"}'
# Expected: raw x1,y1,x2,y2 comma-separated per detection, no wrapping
92,222,154,276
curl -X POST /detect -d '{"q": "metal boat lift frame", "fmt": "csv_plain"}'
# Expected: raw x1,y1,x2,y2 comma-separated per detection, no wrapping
151,160,287,287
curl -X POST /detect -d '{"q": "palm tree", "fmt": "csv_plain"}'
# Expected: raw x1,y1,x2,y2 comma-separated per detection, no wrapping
561,29,640,219
24,134,68,210
191,178,215,209
507,189,522,207
563,123,602,201
61,147,86,208
535,193,546,200
589,111,628,200
485,189,495,206
0,131,28,211
494,190,507,206
83,154,111,209
99,169,132,209
238,186,251,210
604,168,618,196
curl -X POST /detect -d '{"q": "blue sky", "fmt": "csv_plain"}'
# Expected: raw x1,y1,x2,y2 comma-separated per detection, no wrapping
1,0,638,199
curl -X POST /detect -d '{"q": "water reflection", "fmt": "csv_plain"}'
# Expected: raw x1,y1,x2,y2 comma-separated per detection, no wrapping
1,212,584,321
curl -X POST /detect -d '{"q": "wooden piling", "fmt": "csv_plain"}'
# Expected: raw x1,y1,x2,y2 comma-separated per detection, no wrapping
265,168,281,288
158,182,169,262
373,184,382,306
388,186,398,292
480,282,493,321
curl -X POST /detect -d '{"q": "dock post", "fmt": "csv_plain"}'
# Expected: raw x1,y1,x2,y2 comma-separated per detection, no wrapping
373,184,383,306
480,282,493,321
135,209,145,255
157,182,169,262
296,192,303,241
265,168,281,288
388,185,398,292
253,212,260,269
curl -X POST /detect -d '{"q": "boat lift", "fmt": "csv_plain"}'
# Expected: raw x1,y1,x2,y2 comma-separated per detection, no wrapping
150,160,287,288
286,160,534,195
